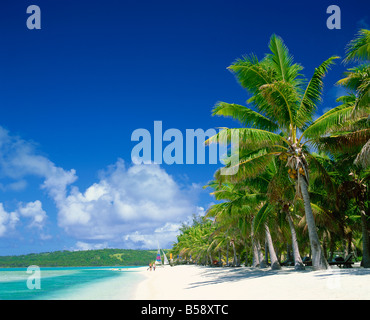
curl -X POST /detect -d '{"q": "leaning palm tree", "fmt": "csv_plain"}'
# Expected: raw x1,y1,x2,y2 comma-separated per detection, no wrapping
207,34,339,269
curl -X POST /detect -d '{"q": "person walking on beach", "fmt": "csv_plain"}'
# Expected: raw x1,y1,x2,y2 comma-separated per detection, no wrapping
153,264,156,271
147,262,152,271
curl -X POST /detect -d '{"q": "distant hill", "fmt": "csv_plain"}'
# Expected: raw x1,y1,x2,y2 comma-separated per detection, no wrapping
0,249,167,267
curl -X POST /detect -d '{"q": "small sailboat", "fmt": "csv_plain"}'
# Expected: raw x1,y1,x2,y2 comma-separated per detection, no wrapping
162,249,169,265
155,246,170,266
155,248,162,265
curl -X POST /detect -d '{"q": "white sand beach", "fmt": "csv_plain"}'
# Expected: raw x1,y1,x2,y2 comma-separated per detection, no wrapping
133,264,370,300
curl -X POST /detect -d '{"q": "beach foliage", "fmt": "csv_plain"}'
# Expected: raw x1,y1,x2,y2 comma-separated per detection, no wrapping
171,30,370,269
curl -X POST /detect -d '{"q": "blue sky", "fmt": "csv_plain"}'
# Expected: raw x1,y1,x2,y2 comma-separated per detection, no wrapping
0,0,368,255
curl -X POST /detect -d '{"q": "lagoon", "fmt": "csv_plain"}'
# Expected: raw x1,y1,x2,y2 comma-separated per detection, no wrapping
0,266,145,300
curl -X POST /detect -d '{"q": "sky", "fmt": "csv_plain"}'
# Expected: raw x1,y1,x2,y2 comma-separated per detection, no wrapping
0,0,368,255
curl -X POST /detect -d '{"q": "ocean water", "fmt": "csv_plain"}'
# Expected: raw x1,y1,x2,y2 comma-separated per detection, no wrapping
0,266,144,300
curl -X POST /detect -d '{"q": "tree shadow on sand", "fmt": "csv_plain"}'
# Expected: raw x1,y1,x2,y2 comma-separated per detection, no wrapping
186,265,370,289
186,266,307,289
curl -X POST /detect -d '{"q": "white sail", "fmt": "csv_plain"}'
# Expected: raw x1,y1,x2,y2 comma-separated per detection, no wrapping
162,249,170,265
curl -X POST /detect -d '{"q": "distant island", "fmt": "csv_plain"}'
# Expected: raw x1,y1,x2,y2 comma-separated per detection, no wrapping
0,249,166,267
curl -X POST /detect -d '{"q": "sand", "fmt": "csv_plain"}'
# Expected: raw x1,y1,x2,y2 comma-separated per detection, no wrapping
133,263,370,300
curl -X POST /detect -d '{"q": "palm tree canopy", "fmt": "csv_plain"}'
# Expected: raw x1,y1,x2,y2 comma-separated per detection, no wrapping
343,29,370,63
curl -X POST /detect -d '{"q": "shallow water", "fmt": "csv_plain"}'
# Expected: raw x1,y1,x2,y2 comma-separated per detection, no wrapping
0,266,144,300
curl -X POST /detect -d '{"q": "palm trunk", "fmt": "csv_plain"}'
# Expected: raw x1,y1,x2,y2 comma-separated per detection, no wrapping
231,242,237,267
360,205,370,267
258,240,267,268
245,240,249,266
265,240,269,266
299,177,329,270
329,234,335,261
264,223,281,270
323,232,328,259
226,242,229,266
255,239,267,268
347,232,352,257
286,244,292,262
252,237,260,267
286,211,305,270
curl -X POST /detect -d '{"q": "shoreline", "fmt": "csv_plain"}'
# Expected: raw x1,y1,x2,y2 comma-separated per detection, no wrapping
132,264,370,300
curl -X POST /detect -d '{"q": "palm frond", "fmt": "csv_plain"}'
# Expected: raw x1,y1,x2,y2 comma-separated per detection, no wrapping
228,54,273,94
266,34,303,83
212,102,279,132
343,29,370,63
252,203,271,234
234,149,280,179
317,128,370,155
301,103,354,140
297,56,340,127
354,138,370,168
306,153,337,195
205,127,288,148
259,81,298,127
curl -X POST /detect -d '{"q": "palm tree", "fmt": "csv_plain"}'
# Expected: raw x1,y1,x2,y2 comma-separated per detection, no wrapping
306,30,369,166
207,161,299,270
304,29,370,267
207,34,338,269
205,177,265,267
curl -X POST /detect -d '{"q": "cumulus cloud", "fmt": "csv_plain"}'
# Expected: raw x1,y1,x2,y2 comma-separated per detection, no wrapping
0,126,75,238
17,200,47,229
0,126,77,194
54,159,197,249
0,126,201,248
0,200,49,237
73,241,109,251
0,203,19,237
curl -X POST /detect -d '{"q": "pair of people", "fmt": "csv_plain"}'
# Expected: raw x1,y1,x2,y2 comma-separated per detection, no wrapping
147,263,156,271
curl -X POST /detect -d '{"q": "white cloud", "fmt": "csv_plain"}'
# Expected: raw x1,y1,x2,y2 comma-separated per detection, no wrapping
0,180,27,192
0,200,49,237
73,241,109,251
0,126,77,195
18,200,47,229
0,203,19,237
0,126,75,238
52,159,197,248
0,126,201,249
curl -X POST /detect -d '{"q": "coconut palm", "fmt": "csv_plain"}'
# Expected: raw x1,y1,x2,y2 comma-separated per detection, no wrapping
206,160,299,270
304,29,370,267
207,34,339,269
205,178,259,265
306,29,369,164
205,182,256,267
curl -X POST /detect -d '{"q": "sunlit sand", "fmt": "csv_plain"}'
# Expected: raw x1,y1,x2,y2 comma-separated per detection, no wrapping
133,264,370,300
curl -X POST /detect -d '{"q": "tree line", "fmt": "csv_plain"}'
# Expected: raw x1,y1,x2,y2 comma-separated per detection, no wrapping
171,29,370,270
0,249,157,267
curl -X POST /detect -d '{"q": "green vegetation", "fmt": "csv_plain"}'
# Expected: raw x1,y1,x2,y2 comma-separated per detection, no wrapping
171,29,370,270
0,249,160,267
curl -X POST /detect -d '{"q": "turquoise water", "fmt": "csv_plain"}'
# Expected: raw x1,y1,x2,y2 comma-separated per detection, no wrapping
0,266,144,300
